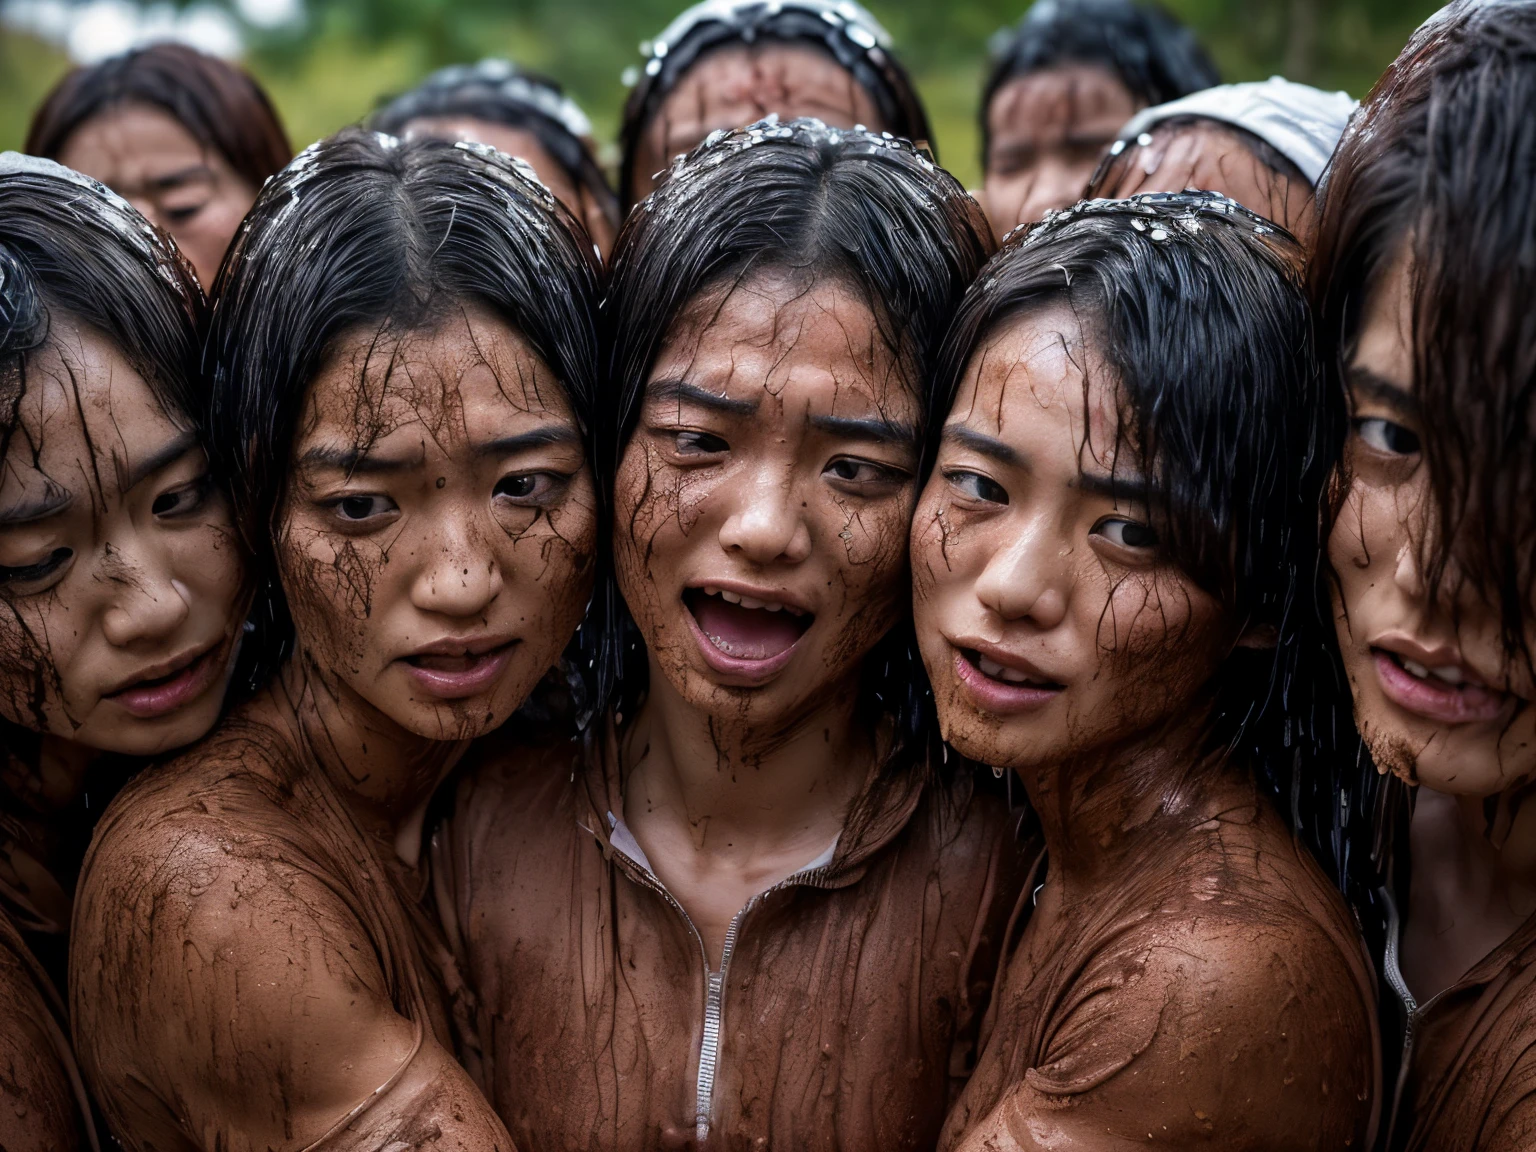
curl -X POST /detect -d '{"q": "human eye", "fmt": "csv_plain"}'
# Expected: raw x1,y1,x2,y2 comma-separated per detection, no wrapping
0,546,74,593
944,469,1008,506
671,430,729,458
1091,516,1160,550
1352,416,1421,456
325,493,399,530
150,474,213,518
493,471,571,506
823,457,909,489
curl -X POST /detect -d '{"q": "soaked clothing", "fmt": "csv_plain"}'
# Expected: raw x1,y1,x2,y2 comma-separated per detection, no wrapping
939,791,1380,1151
68,717,469,1151
438,727,1033,1151
1380,892,1536,1151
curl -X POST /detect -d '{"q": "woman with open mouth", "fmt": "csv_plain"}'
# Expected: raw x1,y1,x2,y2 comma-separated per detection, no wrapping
0,155,245,1152
69,130,600,1151
440,118,1031,1150
917,193,1379,1150
1313,5,1536,1148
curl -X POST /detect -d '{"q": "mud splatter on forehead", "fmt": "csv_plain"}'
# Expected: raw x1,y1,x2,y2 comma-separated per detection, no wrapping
0,152,187,293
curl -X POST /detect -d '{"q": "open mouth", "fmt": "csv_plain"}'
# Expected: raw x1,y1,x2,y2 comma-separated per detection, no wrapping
402,639,518,700
683,586,813,666
1372,646,1508,725
107,643,221,719
952,646,1065,716
961,648,1064,690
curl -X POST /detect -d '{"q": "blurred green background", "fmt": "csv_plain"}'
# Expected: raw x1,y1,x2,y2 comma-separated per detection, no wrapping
0,0,1442,187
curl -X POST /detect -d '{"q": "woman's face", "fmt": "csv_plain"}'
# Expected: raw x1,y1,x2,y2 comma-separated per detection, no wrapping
399,116,616,257
1095,121,1319,248
280,305,596,741
0,325,244,756
614,273,919,729
982,64,1140,242
630,44,882,202
1329,255,1536,796
912,307,1236,772
57,101,257,290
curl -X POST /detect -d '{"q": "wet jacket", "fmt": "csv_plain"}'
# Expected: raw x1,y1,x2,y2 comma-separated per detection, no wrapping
438,727,1033,1151
1381,895,1536,1151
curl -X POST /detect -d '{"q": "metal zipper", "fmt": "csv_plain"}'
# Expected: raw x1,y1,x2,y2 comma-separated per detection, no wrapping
603,821,832,1141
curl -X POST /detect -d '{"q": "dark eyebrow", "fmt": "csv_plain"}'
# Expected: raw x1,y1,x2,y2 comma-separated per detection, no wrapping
475,426,581,456
808,413,917,447
1074,471,1158,505
124,432,199,493
298,443,426,475
942,426,1021,466
646,378,759,417
1346,365,1421,420
148,165,215,192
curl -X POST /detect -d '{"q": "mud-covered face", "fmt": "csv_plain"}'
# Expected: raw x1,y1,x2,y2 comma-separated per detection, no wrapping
614,273,919,730
278,305,596,741
630,43,883,201
912,307,1237,772
1096,120,1319,248
57,102,256,290
0,325,244,756
982,63,1140,242
1330,255,1536,796
398,116,616,258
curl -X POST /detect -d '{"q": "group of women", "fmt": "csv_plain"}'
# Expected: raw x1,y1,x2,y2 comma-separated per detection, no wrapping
0,0,1531,1149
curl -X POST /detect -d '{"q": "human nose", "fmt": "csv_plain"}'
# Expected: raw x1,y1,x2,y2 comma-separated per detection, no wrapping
100,544,193,648
409,511,505,619
972,513,1070,629
1017,159,1092,227
717,464,813,567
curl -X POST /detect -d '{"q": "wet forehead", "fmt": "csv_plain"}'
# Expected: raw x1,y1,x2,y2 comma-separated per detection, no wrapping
1,326,183,490
58,101,213,189
655,44,881,154
649,277,916,425
989,64,1140,145
300,307,574,449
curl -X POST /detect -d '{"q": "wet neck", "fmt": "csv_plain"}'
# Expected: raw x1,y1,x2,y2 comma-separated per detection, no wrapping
1021,713,1230,892
273,656,467,870
1402,786,1536,1001
622,660,872,860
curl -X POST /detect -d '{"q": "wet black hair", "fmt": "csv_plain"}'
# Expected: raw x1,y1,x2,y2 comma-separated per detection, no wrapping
0,155,202,740
982,0,1218,173
369,59,620,240
618,0,932,208
599,117,993,759
1314,0,1536,677
930,191,1344,852
27,42,291,193
204,129,602,687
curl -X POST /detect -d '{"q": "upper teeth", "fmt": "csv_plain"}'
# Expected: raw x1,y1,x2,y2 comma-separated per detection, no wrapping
1399,657,1466,685
978,654,1035,684
704,586,803,615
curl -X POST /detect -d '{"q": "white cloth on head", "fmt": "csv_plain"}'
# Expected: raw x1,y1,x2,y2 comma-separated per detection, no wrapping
1115,77,1357,188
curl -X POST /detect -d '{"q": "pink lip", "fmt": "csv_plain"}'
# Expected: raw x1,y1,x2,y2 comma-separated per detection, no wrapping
952,647,1063,716
1372,649,1509,726
683,603,802,686
106,644,221,719
401,641,517,700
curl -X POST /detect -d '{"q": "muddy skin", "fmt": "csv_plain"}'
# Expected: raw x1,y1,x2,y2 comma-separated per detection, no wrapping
445,273,1032,1151
916,310,1378,1151
0,323,246,1151
395,117,616,258
1330,256,1536,1151
57,103,258,291
629,44,883,203
980,64,1140,242
69,307,594,1151
1089,120,1320,249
